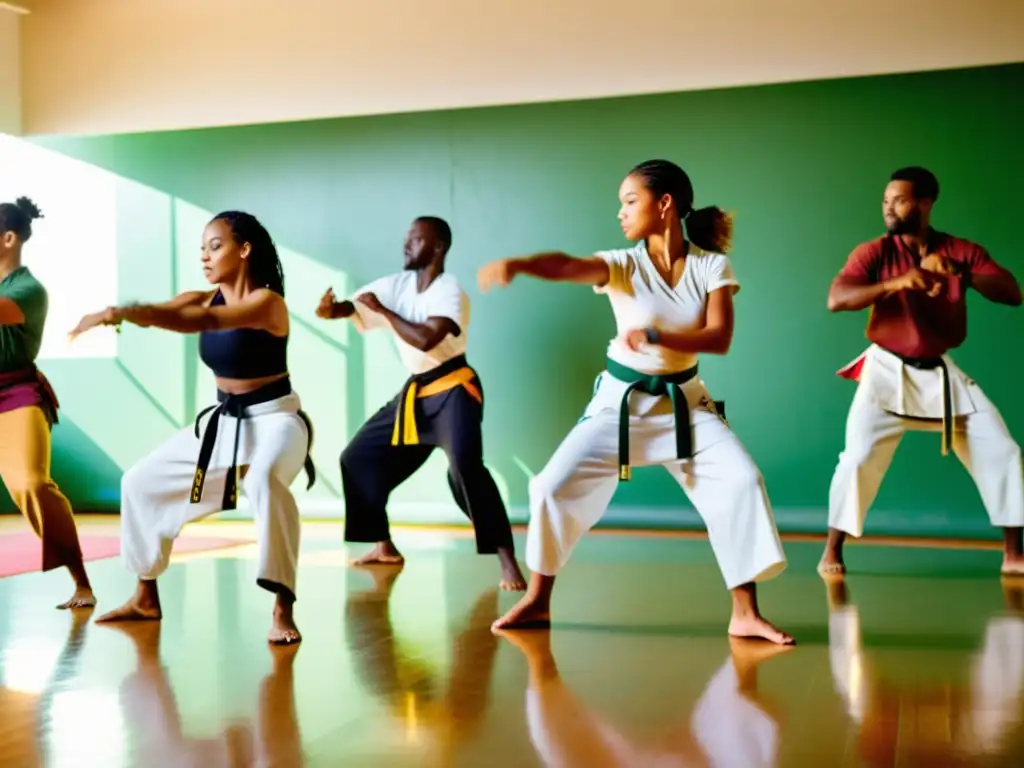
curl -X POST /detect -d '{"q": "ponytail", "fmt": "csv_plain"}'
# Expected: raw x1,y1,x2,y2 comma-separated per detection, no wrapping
684,206,733,254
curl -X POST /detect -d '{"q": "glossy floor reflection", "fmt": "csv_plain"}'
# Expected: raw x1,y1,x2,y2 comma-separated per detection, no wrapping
1,521,1023,766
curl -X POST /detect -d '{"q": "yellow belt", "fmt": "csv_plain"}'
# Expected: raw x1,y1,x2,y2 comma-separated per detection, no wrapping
391,366,483,446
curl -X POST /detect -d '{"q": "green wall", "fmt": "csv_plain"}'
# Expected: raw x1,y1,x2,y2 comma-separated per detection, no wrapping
8,62,1023,539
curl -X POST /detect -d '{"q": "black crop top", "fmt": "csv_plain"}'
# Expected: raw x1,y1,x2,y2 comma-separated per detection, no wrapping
197,291,288,379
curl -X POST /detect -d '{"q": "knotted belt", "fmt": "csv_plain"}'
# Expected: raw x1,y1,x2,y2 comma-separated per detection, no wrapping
191,376,316,510
895,353,954,456
391,354,483,446
606,358,711,481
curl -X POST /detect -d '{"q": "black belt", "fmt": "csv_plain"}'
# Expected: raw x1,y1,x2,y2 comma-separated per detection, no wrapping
605,358,718,481
894,353,953,456
191,376,316,510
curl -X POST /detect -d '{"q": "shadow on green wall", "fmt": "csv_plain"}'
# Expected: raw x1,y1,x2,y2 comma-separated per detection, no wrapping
0,414,123,514
21,62,1024,539
0,149,520,524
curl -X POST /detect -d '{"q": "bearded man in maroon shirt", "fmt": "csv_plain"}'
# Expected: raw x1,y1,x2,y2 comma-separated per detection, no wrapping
820,166,1023,577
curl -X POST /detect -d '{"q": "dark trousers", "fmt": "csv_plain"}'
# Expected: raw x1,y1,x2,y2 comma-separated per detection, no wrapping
341,381,515,554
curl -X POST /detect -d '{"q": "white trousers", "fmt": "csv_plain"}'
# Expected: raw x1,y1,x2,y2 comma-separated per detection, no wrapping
829,346,1024,537
120,392,308,596
525,370,787,589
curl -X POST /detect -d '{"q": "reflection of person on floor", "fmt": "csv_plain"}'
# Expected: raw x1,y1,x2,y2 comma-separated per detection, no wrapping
317,217,526,591
112,622,304,766
343,567,501,760
500,630,788,767
0,196,95,610
72,212,314,645
826,579,1024,764
0,608,91,765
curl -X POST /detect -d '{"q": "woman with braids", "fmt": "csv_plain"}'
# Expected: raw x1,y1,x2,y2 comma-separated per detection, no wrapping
70,211,314,645
0,196,96,609
478,160,793,644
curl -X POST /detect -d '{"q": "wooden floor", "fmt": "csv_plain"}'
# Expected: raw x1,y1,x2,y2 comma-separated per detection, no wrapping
1,517,1024,767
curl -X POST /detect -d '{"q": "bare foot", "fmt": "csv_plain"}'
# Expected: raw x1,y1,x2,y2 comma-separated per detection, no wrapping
57,587,97,610
268,600,302,645
96,581,161,623
728,613,795,645
817,553,846,578
491,594,551,632
351,541,405,567
819,529,848,577
497,548,527,591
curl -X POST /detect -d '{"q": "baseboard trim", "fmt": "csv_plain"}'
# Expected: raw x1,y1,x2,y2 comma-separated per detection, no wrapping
4,502,998,543
202,503,1004,542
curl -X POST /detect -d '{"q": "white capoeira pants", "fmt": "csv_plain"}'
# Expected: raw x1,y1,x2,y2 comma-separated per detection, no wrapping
525,370,787,589
828,345,1024,537
120,391,309,596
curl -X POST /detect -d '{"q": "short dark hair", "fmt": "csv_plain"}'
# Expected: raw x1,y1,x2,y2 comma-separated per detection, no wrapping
0,197,44,242
210,211,285,296
629,160,733,253
415,215,452,253
890,166,939,201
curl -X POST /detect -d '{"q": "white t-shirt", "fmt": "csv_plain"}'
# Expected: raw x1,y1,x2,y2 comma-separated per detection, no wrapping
350,270,469,374
594,242,740,374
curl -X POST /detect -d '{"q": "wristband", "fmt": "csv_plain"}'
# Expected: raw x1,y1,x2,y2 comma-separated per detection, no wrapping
644,327,660,345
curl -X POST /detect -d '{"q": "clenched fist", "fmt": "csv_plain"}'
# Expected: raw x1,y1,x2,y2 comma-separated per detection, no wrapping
478,259,517,292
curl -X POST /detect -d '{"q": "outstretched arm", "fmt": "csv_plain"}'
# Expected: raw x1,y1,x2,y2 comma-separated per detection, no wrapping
478,252,611,291
117,289,288,334
71,289,288,339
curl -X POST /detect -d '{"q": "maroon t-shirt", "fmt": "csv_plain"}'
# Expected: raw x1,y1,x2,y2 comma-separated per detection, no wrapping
837,231,1004,359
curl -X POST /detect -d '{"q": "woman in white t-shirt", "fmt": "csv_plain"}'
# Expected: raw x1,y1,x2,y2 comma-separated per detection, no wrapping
478,159,792,645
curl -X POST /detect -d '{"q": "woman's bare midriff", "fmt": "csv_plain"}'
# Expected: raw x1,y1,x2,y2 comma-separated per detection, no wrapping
215,371,289,396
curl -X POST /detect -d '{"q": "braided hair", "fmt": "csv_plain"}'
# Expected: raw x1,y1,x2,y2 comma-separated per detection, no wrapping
210,211,285,296
0,196,44,242
629,160,733,253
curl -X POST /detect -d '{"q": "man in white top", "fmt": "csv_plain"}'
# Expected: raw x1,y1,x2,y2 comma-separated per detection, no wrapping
317,216,527,590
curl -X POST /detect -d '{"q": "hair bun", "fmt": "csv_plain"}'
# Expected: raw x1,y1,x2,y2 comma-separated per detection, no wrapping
14,196,43,221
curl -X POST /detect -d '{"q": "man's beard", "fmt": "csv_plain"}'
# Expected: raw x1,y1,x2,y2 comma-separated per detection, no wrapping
886,209,921,235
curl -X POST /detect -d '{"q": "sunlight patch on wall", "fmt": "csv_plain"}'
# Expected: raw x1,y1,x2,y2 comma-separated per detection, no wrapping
0,134,118,359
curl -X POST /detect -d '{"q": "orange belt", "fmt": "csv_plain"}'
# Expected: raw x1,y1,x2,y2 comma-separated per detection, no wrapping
391,366,482,446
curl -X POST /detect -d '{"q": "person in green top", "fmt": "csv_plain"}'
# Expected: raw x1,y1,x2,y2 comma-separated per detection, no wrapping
0,196,95,609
